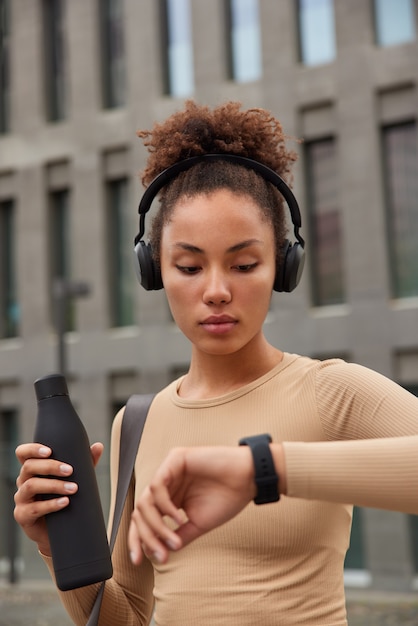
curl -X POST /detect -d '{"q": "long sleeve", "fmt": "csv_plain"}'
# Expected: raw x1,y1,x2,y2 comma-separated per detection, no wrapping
284,435,418,512
283,360,418,513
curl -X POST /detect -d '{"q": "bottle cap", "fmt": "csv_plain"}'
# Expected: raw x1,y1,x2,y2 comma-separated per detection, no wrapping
34,374,69,401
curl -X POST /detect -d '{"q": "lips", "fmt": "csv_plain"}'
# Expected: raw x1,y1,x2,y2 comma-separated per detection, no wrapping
200,315,237,335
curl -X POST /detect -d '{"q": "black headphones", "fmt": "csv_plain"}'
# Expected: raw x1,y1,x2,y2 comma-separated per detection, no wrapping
133,154,305,292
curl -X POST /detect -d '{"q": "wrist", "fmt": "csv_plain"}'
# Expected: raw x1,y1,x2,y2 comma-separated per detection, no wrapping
270,443,287,495
239,445,258,502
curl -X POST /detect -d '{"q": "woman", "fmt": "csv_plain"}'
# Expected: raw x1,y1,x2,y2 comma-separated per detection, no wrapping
15,101,418,625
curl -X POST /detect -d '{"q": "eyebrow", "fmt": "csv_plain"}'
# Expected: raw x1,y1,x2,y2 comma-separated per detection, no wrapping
173,239,264,254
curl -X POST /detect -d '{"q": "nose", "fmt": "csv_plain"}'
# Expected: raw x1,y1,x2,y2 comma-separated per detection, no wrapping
203,268,232,305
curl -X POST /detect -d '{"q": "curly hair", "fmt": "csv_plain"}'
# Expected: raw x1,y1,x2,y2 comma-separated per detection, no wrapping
136,100,298,267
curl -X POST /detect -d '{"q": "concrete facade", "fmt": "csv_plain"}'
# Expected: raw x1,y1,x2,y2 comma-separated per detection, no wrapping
0,0,418,590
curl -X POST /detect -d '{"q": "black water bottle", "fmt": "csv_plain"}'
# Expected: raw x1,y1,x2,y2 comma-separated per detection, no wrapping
33,374,112,591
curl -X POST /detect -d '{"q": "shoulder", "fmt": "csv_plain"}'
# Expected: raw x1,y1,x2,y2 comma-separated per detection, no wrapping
315,358,400,394
310,357,399,408
312,357,418,438
110,385,175,437
281,352,347,384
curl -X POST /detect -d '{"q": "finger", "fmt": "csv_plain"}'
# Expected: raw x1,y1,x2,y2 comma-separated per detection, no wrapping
90,442,104,467
14,492,70,526
14,475,76,529
16,458,73,488
141,484,185,548
16,443,52,464
147,451,190,526
127,517,163,566
174,520,205,548
130,485,184,564
127,518,144,566
129,508,170,565
15,475,78,505
148,480,185,528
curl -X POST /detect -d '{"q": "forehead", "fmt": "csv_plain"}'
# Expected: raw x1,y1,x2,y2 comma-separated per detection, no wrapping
161,190,274,254
166,189,270,228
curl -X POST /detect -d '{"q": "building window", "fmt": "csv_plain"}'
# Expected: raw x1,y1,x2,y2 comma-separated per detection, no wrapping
374,0,416,47
106,178,135,327
99,0,126,108
42,0,67,122
0,200,19,338
225,0,262,83
0,0,10,134
305,138,345,306
0,408,19,582
160,0,194,97
48,189,74,331
298,0,336,66
382,122,418,299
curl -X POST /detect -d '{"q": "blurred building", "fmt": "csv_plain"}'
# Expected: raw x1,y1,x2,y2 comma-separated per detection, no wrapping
0,0,418,590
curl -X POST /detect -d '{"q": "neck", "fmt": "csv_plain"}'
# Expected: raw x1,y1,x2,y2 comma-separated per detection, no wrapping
179,338,283,400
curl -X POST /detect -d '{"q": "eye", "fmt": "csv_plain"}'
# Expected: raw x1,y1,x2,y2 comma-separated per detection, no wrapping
234,263,258,272
175,264,200,274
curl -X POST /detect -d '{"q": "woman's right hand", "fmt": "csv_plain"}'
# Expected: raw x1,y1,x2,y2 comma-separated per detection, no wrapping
14,442,103,556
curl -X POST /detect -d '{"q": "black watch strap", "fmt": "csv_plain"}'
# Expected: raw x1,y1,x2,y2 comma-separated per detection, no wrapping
239,433,280,505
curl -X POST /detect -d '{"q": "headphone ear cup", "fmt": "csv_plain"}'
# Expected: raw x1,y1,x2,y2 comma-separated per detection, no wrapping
274,239,305,293
133,240,163,291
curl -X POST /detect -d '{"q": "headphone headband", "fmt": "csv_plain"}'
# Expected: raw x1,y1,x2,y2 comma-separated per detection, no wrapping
134,153,305,292
136,154,304,248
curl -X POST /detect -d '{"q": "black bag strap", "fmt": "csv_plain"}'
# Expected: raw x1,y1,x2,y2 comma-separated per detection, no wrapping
87,393,155,626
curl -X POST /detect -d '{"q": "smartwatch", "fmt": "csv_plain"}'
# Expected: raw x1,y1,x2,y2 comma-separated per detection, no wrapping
239,433,280,505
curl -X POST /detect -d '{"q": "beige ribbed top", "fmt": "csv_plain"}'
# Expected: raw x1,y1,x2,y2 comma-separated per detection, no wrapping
43,353,418,625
